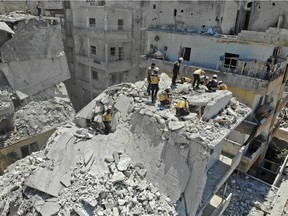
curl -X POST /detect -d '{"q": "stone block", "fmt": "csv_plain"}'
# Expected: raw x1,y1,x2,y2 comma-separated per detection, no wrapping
202,90,232,121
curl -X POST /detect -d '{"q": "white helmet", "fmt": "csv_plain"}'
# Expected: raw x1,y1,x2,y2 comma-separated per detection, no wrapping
178,57,184,61
108,105,112,110
213,74,217,79
154,67,159,72
218,81,223,84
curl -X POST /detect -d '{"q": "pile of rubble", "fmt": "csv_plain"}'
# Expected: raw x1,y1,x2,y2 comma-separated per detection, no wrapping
77,73,251,146
0,74,251,216
0,143,177,215
279,105,288,128
217,172,278,215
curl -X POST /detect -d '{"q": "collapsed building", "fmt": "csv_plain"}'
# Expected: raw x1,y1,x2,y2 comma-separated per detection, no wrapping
0,0,288,215
0,11,75,174
1,74,253,215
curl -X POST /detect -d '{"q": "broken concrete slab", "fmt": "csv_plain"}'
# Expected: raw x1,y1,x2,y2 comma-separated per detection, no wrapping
202,90,233,121
117,156,131,171
39,200,60,216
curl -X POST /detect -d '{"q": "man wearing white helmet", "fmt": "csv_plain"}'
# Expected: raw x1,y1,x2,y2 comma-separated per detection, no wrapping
207,74,218,92
103,105,113,134
218,81,228,90
171,57,183,87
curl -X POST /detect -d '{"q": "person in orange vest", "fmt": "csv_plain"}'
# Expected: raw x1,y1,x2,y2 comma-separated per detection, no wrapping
159,88,172,107
150,67,160,103
103,105,113,134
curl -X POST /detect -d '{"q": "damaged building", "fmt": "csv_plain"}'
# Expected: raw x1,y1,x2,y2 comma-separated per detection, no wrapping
0,0,288,216
0,11,75,174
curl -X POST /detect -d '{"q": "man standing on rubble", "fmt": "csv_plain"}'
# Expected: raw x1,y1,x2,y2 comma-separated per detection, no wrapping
36,1,42,16
103,105,113,135
171,57,183,87
193,68,206,89
146,63,156,96
150,67,160,103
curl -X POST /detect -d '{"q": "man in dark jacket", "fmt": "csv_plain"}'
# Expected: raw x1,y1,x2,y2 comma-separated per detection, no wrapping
171,57,183,87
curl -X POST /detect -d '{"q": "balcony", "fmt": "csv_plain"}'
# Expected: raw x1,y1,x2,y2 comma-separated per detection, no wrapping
199,150,243,213
73,24,132,42
75,54,133,73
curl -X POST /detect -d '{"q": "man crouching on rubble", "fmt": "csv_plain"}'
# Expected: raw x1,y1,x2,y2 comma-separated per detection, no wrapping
103,105,113,135
175,97,190,117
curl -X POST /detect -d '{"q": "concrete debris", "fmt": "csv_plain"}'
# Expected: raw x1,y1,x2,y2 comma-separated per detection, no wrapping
0,74,251,216
217,173,278,215
0,152,177,216
279,105,288,128
1,97,75,147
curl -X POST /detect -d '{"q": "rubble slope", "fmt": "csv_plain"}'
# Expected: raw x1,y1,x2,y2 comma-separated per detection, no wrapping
0,74,251,216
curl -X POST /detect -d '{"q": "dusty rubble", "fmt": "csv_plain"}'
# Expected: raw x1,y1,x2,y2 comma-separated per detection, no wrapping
217,172,278,216
279,105,288,128
0,138,177,216
0,74,251,216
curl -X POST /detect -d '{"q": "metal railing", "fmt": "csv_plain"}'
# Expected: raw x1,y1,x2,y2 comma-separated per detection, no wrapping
218,57,285,81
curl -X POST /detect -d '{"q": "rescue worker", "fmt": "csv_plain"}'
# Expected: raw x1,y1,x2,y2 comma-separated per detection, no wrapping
207,74,218,92
218,81,228,90
146,63,156,96
175,97,190,117
103,105,113,135
150,67,160,103
159,88,172,107
193,69,206,89
180,77,192,84
171,57,183,87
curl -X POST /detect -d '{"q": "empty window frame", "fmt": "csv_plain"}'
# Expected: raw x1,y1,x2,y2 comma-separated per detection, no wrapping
110,47,116,56
224,53,239,69
118,47,123,61
118,19,124,31
90,45,96,55
180,47,191,61
20,142,39,158
89,18,96,27
92,69,99,80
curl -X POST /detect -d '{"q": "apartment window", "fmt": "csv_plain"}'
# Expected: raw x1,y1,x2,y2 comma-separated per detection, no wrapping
118,19,124,31
98,0,105,6
110,47,116,56
111,73,117,84
153,4,156,9
90,45,96,55
92,69,98,80
89,18,96,27
118,47,123,61
180,47,191,61
20,142,39,158
224,53,239,69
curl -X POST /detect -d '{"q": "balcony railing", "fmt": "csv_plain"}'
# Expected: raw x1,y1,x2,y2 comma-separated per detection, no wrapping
217,56,286,81
74,22,131,32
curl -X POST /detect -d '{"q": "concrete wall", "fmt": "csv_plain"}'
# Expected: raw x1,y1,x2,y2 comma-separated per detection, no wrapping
0,129,56,173
248,1,288,32
0,55,70,97
142,1,239,35
146,31,274,69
